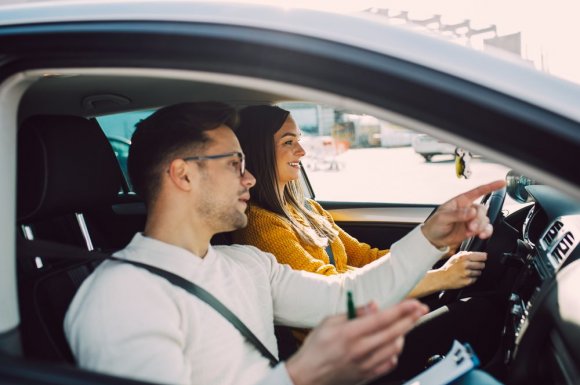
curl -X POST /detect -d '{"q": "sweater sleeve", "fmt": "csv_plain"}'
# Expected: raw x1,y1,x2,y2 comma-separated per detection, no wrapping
233,206,340,276
309,200,389,268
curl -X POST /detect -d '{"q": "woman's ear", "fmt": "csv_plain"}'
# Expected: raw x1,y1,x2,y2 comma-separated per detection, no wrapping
167,159,193,191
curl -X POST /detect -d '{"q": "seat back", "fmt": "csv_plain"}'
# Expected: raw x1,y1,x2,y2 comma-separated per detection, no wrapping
17,114,123,363
18,256,101,363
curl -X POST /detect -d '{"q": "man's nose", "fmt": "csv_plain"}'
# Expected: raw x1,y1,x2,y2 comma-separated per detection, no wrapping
242,169,256,188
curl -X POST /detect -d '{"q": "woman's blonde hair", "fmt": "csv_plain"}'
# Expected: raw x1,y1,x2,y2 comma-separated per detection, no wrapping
283,179,338,247
236,105,337,247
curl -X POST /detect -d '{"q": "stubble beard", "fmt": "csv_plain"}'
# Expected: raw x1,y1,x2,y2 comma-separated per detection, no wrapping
197,193,248,233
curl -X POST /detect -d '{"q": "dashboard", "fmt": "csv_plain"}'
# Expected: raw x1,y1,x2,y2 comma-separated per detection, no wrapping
524,186,580,275
500,185,580,384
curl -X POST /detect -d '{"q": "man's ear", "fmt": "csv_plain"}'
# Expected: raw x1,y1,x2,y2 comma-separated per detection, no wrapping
167,159,193,191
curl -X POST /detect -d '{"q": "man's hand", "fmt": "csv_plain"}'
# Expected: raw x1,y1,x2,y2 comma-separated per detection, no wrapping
421,180,506,249
286,300,428,385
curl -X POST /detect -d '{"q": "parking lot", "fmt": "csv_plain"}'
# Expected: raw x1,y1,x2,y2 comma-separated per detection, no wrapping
305,146,511,204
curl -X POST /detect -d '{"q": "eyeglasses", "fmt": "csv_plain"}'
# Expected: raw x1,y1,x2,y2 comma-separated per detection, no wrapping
183,151,246,177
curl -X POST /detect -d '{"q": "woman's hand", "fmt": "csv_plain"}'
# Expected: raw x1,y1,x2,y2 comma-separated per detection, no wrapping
438,251,487,289
407,251,487,298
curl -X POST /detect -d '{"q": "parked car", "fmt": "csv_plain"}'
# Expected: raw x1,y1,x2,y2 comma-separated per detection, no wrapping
412,134,457,162
0,1,579,385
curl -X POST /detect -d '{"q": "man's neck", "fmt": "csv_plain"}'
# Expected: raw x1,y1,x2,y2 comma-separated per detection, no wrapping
144,205,212,258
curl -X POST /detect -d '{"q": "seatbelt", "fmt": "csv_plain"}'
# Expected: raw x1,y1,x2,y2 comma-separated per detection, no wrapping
18,237,279,368
303,200,335,266
325,241,336,267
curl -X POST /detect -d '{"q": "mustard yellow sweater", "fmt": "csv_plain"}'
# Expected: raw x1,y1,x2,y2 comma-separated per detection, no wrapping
232,200,389,275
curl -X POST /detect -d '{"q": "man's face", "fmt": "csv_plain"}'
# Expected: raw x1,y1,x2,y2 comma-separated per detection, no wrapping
192,125,256,233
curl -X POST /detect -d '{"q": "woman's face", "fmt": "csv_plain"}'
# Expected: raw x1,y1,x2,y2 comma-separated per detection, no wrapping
274,116,305,185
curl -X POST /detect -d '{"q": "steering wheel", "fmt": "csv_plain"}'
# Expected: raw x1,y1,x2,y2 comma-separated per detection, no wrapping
436,187,507,305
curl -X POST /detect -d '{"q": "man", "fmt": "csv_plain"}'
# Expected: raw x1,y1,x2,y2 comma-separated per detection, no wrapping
65,102,504,385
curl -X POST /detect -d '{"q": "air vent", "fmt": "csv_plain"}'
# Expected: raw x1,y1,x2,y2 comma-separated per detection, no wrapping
543,220,563,245
551,232,575,263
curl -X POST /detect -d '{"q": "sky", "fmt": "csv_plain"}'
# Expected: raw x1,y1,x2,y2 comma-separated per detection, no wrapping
242,0,580,86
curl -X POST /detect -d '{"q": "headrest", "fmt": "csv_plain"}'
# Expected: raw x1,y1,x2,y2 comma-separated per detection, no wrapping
18,115,123,223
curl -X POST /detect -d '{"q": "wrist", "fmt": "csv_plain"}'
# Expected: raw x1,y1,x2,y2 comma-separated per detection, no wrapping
420,225,449,251
427,269,448,292
286,354,315,385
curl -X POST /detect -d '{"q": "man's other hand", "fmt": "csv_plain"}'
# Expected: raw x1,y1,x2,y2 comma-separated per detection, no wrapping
286,299,428,385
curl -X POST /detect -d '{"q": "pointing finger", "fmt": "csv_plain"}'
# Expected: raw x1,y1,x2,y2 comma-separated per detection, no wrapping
452,180,506,204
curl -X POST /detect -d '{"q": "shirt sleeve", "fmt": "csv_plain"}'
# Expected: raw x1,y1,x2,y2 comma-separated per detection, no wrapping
268,225,446,328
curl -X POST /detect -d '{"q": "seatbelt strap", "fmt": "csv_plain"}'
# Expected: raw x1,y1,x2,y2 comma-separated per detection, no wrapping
325,242,335,266
303,200,335,266
18,237,279,368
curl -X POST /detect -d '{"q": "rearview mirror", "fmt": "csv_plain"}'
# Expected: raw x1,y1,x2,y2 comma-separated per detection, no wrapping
506,170,537,203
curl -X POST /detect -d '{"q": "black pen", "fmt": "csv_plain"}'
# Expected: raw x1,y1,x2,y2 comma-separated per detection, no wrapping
347,291,356,320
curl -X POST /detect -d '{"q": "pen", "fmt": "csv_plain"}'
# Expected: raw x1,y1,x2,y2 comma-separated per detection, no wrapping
347,291,356,320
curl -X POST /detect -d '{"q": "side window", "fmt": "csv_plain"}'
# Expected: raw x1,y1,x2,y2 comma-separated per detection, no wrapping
96,110,155,190
278,102,510,205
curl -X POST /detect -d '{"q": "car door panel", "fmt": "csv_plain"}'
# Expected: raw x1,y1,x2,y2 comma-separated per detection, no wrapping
318,202,435,249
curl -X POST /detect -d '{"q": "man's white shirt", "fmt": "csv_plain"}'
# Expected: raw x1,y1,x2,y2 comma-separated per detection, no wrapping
64,226,445,385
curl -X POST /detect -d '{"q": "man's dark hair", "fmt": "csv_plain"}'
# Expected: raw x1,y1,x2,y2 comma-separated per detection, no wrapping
128,102,237,204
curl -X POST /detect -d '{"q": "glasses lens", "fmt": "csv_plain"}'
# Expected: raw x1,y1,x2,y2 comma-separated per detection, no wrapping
239,153,246,177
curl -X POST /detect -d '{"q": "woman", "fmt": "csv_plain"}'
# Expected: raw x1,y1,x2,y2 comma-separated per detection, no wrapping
232,105,487,299
232,105,501,379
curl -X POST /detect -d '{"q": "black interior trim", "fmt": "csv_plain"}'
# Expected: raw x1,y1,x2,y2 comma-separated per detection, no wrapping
0,353,160,385
0,327,22,356
319,201,437,210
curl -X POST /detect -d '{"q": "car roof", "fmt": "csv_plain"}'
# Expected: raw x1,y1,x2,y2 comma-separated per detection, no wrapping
1,0,579,124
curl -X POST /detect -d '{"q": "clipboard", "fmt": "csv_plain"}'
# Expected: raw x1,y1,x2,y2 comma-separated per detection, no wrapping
402,340,480,385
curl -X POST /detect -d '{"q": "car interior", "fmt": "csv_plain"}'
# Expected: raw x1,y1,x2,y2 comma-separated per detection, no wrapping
7,65,580,385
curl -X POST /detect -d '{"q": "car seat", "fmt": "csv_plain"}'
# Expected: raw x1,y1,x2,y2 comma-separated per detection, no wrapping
17,114,124,363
